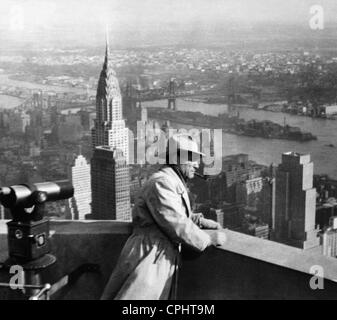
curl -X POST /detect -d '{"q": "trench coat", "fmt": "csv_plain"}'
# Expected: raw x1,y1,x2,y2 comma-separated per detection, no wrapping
100,166,212,300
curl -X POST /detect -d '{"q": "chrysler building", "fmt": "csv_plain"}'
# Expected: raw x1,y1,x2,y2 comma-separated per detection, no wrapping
92,34,129,163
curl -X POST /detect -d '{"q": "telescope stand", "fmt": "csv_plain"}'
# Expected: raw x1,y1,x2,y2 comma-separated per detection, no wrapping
0,180,93,299
0,254,56,300
0,255,100,300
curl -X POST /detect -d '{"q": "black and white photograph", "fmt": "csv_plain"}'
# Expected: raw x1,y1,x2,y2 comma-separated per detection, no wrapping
0,0,336,306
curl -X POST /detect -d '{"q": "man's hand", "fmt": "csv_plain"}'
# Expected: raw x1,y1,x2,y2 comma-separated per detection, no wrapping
200,217,221,230
209,231,227,247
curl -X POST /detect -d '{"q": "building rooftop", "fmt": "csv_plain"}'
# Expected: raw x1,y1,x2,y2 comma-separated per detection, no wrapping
1,220,337,300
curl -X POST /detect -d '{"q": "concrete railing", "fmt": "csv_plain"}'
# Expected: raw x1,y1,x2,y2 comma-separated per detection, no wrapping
1,220,337,299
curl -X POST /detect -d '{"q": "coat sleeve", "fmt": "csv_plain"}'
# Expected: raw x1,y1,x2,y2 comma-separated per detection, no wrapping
145,176,211,251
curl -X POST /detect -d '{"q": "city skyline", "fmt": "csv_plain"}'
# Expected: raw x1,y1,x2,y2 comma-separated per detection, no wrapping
1,1,337,302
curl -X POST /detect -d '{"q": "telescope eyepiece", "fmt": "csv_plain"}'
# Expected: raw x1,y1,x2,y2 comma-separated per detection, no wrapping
0,181,73,208
0,187,11,197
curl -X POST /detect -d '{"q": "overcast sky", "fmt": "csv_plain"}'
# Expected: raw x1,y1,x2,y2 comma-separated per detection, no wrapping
0,0,336,47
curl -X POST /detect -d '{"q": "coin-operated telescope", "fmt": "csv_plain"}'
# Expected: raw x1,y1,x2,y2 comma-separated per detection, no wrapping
0,181,74,262
0,181,101,300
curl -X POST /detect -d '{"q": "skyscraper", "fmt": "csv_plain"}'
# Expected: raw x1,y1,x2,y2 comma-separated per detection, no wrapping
274,152,319,249
322,216,337,258
0,204,4,220
236,176,273,226
9,110,30,134
91,146,131,220
92,35,129,163
68,154,91,220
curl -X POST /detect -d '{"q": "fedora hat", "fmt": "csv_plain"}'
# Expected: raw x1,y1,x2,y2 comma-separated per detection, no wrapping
159,134,205,164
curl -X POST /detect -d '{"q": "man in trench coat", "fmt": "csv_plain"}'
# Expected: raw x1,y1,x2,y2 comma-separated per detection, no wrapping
101,134,227,300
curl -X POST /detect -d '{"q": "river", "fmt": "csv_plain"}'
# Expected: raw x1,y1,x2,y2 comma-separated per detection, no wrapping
144,99,337,179
0,74,95,95
0,95,24,109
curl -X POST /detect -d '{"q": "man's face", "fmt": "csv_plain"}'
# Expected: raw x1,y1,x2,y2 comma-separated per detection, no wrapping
180,161,199,180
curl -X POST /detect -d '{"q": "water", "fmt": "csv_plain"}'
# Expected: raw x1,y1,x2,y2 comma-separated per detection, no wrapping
0,95,24,109
144,99,337,179
0,74,95,95
61,107,82,115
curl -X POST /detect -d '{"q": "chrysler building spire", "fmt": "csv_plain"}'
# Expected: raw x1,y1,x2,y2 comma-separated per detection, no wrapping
92,31,129,163
96,29,121,123
104,25,111,68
